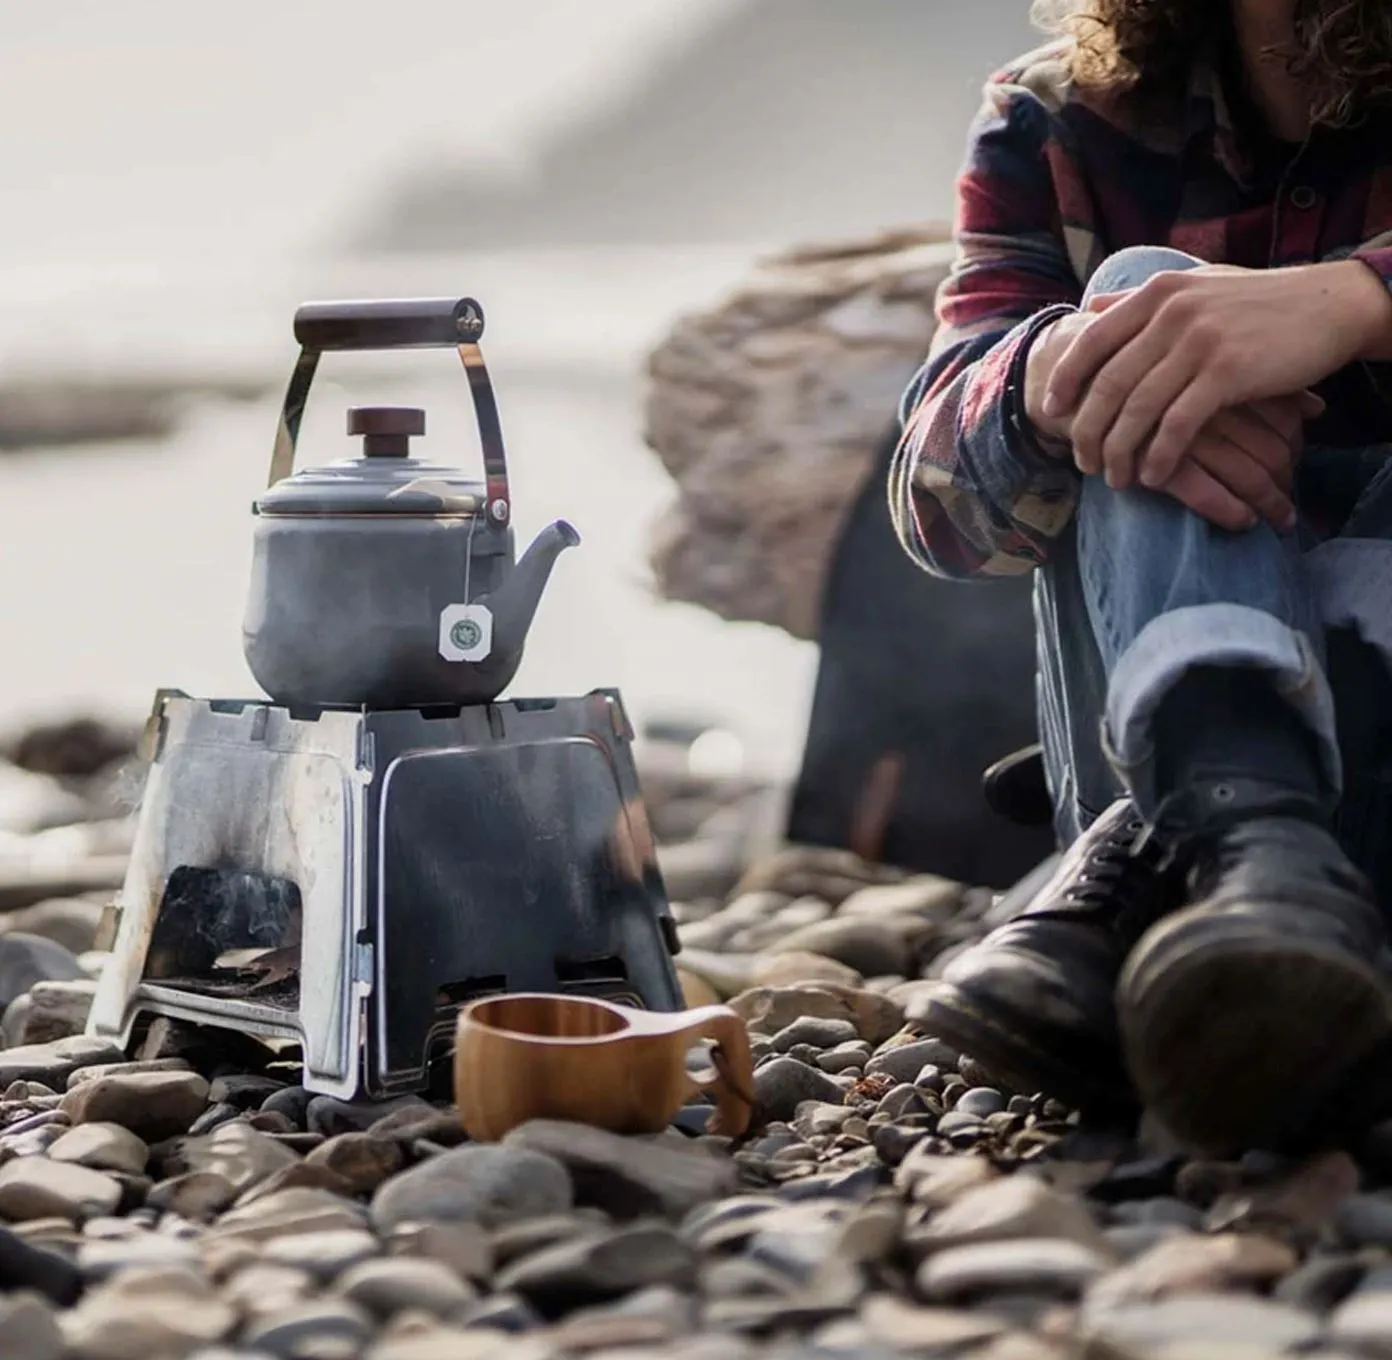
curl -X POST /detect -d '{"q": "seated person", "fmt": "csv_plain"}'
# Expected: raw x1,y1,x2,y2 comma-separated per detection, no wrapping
891,0,1392,1151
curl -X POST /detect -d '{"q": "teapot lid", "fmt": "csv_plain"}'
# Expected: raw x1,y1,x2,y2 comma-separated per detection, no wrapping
256,407,485,517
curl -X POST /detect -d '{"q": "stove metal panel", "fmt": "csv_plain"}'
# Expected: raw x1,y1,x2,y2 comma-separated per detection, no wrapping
86,689,681,1099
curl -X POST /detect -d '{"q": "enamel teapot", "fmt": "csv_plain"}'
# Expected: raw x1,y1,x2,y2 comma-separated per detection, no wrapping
242,296,579,710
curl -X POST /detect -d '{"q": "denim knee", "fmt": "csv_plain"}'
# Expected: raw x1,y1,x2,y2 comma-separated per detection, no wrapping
1081,246,1204,306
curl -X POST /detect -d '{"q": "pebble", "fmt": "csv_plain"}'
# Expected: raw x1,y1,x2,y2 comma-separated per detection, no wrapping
385,1219,494,1282
145,1170,236,1221
60,1070,210,1142
336,1255,476,1317
371,1144,572,1232
46,1122,148,1176
0,1223,82,1303
495,1223,697,1316
907,1175,1106,1257
242,1299,374,1357
1330,1289,1392,1351
769,1018,860,1052
754,1058,846,1122
262,1228,381,1280
956,1087,1007,1119
0,1036,124,1090
1087,1233,1296,1308
817,1041,873,1074
866,1039,952,1086
0,1292,63,1360
1276,1253,1367,1312
917,1238,1110,1301
728,984,905,1046
502,1120,737,1220
0,1156,121,1223
766,919,911,977
1084,1292,1323,1351
1337,1193,1392,1248
162,1121,313,1196
306,1132,405,1195
306,1094,434,1138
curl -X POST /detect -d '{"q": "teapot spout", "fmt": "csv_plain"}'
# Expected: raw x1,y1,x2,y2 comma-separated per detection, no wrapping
481,518,581,648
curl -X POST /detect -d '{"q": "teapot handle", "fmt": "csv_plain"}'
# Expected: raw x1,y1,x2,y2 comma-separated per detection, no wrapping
266,296,511,526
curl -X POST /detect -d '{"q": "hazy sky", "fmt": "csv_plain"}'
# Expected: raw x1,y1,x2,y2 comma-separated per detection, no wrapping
0,0,742,264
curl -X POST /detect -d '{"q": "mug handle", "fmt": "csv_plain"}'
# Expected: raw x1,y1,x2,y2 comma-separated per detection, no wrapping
678,1005,759,1138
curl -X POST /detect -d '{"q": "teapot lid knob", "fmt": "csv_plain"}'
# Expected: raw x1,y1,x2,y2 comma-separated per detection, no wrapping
347,406,425,458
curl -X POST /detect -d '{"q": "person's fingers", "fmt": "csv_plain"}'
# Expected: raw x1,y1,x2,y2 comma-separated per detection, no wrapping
1188,432,1296,529
1164,460,1259,532
1140,372,1227,488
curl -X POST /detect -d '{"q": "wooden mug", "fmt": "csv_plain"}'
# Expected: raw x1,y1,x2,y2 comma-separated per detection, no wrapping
454,992,757,1141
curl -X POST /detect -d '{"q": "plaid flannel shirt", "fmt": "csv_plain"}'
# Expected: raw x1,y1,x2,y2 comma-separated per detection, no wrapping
891,39,1392,579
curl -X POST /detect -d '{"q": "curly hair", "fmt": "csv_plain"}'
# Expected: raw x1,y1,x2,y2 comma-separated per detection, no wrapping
1031,0,1392,126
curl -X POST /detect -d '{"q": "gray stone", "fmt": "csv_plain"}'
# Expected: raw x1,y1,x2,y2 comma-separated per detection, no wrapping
860,1295,1005,1353
935,1111,983,1140
146,1170,237,1221
158,1122,300,1195
754,1058,845,1122
502,1121,737,1220
866,1039,952,1086
1337,1194,1392,1248
874,1084,930,1120
259,1086,311,1127
61,1070,210,1141
46,1122,148,1176
452,1290,544,1334
335,1256,476,1317
0,1156,120,1223
917,1238,1110,1301
1084,1292,1323,1351
490,1212,607,1267
0,934,85,1009
729,985,905,1046
206,1074,286,1109
1272,1253,1365,1312
371,1144,572,1232
242,1299,373,1357
13,981,97,1045
817,1042,873,1074
262,1228,380,1281
64,1059,192,1090
305,1132,404,1195
0,1036,123,1089
1331,1290,1392,1352
385,1220,494,1283
839,878,964,920
208,1187,367,1244
956,1088,1007,1119
0,899,105,954
0,1291,63,1360
769,1018,860,1053
495,1223,697,1316
1109,1197,1205,1231
220,1261,317,1325
306,1094,433,1138
62,1280,237,1358
77,1235,200,1281
768,919,911,977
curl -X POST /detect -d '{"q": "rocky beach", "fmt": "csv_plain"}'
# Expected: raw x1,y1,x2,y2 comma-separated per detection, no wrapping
0,720,1391,1359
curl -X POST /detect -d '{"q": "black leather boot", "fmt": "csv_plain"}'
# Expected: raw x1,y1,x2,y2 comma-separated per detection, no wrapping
914,798,1184,1111
1117,777,1392,1154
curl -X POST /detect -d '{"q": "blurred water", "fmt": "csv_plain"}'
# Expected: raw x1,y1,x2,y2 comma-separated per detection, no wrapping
0,247,817,777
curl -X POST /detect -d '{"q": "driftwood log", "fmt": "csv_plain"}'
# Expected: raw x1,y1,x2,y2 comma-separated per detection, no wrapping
643,227,954,640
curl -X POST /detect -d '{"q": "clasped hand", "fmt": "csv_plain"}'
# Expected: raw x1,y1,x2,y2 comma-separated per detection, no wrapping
1024,261,1392,530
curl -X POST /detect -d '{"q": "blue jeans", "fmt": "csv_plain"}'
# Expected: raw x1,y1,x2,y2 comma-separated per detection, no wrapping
1038,245,1392,850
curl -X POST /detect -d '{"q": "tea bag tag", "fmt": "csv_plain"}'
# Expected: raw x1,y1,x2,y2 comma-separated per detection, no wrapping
438,603,493,663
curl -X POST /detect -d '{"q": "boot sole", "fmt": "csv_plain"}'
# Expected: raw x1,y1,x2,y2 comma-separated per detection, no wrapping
920,983,1135,1115
1118,908,1392,1154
